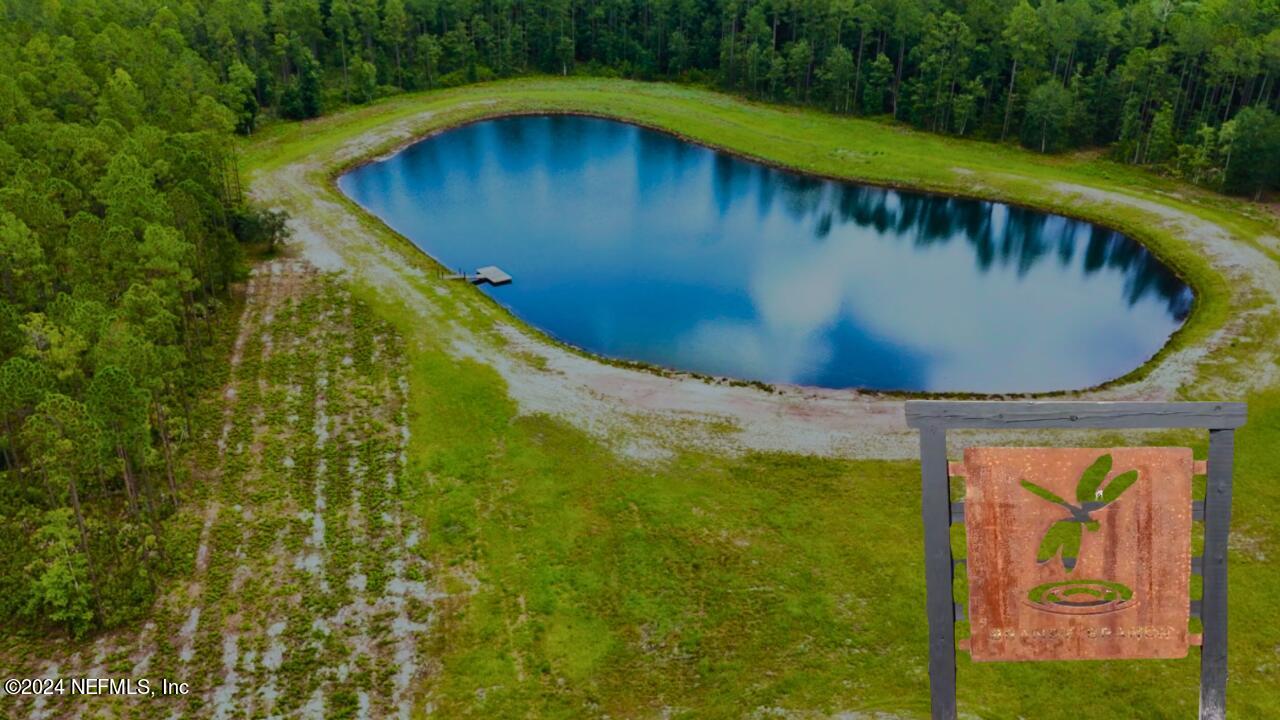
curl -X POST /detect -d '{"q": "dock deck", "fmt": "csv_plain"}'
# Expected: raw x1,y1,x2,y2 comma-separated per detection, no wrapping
473,266,512,285
443,265,513,285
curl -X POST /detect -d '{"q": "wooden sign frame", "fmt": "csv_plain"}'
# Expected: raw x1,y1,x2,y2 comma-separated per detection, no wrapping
904,401,1246,720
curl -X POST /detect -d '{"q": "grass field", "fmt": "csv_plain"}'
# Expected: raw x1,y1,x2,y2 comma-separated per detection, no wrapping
2,262,442,719
229,78,1280,718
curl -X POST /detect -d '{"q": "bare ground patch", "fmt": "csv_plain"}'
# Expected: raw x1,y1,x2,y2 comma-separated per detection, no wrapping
1,261,442,719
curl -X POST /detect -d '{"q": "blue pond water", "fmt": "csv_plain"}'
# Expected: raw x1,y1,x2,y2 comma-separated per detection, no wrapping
339,115,1192,393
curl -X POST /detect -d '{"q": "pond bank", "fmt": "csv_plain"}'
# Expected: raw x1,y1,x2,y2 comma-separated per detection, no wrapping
243,79,1279,460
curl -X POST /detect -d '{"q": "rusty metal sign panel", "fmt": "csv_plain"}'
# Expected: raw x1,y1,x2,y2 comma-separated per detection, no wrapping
962,446,1193,662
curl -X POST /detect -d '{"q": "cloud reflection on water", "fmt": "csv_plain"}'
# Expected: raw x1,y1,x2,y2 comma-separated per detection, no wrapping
339,116,1191,393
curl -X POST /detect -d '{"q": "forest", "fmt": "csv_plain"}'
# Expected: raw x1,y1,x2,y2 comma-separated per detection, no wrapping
0,1,288,636
21,0,1274,193
0,0,1276,637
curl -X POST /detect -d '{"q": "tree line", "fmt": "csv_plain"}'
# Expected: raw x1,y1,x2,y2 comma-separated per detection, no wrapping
0,3,288,635
118,0,1279,196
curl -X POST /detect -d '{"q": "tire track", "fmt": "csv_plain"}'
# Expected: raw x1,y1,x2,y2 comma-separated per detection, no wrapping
4,261,437,719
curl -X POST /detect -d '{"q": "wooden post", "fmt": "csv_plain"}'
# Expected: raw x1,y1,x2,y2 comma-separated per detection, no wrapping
919,426,958,720
1199,428,1234,720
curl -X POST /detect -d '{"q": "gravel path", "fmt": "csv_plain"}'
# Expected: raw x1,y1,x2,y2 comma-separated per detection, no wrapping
249,105,1280,461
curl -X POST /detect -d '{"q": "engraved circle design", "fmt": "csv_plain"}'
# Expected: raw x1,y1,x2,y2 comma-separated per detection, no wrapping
1024,579,1136,615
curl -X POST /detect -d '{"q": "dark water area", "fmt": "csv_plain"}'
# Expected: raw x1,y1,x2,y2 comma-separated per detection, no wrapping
339,115,1192,393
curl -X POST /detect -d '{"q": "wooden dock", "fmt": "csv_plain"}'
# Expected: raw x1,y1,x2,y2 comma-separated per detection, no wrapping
443,265,513,286
474,266,512,285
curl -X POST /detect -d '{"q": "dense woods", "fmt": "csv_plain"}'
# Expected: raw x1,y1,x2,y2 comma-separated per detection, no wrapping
0,3,289,635
11,0,1264,194
0,0,1275,637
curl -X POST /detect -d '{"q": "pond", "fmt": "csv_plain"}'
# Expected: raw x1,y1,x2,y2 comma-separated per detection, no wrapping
338,115,1193,393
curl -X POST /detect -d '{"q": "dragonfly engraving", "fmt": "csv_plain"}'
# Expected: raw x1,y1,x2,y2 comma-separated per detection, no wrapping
1019,454,1138,572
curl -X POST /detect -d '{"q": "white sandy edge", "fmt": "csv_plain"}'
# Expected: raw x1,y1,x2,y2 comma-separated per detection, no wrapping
249,107,1280,461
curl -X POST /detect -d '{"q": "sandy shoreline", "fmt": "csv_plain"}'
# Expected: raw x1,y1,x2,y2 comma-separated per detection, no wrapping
249,96,1280,460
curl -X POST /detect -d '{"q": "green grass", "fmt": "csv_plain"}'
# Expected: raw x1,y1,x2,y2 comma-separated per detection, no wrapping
242,77,1280,392
390,332,1280,719
240,78,1280,718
